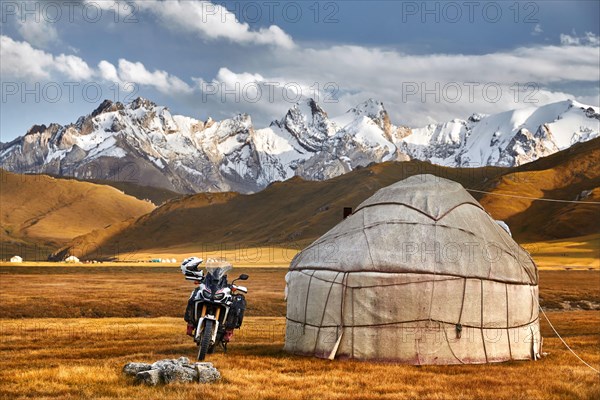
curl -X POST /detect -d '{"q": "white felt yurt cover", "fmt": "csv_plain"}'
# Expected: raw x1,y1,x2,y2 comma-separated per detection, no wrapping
284,174,541,364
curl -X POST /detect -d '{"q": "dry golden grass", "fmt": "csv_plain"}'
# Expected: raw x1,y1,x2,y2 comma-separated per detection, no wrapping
0,314,598,400
0,267,288,319
2,267,598,318
1,267,599,399
538,270,600,311
523,234,600,270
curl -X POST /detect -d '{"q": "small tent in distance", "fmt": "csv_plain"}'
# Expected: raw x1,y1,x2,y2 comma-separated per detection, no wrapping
284,174,541,365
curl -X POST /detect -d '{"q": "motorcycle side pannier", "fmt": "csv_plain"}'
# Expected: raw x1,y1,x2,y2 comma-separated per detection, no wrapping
226,294,247,329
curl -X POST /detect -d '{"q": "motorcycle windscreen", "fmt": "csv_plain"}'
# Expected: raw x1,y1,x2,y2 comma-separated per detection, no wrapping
205,262,233,281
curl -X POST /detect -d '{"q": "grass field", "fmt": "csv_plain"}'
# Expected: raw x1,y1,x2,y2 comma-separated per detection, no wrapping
523,234,600,270
1,267,599,399
5,233,598,270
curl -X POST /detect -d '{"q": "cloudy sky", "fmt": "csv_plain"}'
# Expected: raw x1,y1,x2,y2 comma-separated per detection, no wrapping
1,0,599,142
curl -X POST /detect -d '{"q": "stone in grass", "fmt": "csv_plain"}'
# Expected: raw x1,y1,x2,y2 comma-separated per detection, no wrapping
135,369,162,386
162,363,198,384
126,358,220,386
122,362,152,376
194,363,221,384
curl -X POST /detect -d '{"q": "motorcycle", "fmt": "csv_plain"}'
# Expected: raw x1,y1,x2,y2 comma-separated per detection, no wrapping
184,262,248,361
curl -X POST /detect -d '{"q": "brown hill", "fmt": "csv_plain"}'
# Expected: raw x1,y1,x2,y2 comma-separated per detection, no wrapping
53,163,508,260
477,136,600,241
1,170,155,260
53,138,600,261
76,178,181,206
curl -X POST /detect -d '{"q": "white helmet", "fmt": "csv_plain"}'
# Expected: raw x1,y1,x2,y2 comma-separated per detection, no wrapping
181,256,203,276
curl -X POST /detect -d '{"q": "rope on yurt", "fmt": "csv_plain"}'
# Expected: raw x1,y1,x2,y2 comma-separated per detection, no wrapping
539,306,600,374
313,272,341,355
328,272,349,360
295,267,536,286
456,278,467,339
505,283,514,360
297,269,461,289
427,222,438,322
442,323,465,364
302,270,317,335
466,189,600,204
350,285,355,359
285,316,539,330
480,279,489,363
488,215,537,285
361,210,375,268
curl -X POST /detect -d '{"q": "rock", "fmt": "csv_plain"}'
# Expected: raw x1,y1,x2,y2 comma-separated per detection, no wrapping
177,356,191,365
194,362,221,383
150,358,179,370
162,363,197,384
124,358,219,386
135,369,162,386
122,362,152,376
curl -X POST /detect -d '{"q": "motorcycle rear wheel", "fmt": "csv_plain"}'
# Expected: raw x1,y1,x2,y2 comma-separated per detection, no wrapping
197,319,214,361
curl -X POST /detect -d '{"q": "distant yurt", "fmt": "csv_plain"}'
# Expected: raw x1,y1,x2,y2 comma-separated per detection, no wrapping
65,255,80,263
284,174,541,364
10,256,23,263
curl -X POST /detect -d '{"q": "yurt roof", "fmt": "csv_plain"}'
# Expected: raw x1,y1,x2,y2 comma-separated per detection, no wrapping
290,174,537,285
355,174,482,220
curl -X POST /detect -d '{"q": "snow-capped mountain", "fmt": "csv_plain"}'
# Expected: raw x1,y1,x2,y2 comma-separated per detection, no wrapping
1,97,598,193
402,101,599,167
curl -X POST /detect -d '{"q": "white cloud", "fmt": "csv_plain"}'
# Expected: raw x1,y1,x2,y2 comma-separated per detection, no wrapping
136,0,294,49
55,54,94,80
98,60,120,82
0,35,92,81
531,24,543,36
100,59,194,95
188,41,600,127
16,11,59,48
3,23,599,130
0,34,193,97
0,35,53,79
215,68,264,87
560,31,600,46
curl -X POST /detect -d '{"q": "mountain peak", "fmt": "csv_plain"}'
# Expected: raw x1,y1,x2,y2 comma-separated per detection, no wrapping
287,98,327,119
275,98,335,152
91,99,124,117
346,98,392,135
129,97,157,110
348,98,386,117
25,124,49,136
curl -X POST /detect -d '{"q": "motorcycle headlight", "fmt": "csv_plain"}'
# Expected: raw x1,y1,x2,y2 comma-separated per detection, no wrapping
214,292,225,300
202,289,212,299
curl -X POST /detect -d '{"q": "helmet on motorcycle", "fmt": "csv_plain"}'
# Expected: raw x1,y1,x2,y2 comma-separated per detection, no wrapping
181,257,203,276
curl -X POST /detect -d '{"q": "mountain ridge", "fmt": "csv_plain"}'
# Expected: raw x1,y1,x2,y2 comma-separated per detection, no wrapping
1,97,598,194
50,137,600,261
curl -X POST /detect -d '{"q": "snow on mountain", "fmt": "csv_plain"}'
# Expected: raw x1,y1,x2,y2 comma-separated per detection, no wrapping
401,100,599,167
1,97,598,193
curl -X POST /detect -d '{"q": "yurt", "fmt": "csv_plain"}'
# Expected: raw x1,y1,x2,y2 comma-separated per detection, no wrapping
284,174,541,364
10,255,23,263
65,255,80,263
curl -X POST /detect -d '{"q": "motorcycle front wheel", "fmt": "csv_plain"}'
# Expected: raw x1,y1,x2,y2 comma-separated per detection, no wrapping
197,319,214,361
